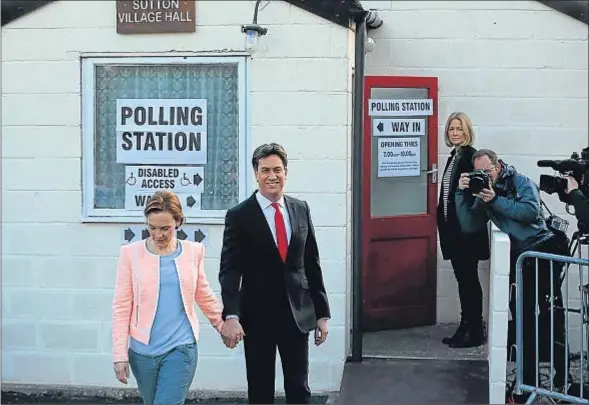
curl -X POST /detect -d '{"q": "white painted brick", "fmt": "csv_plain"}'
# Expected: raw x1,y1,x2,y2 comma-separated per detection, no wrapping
489,346,508,382
490,381,508,405
492,276,511,312
254,24,348,59
320,260,348,295
251,92,348,127
489,310,509,347
4,1,113,29
8,353,72,384
438,97,588,128
71,354,118,387
2,159,80,192
2,191,81,223
100,322,112,354
375,67,588,98
1,223,121,257
286,193,347,227
1,126,81,158
39,322,101,352
325,294,346,327
6,290,74,320
1,256,37,287
252,58,349,92
287,160,347,194
251,125,350,161
372,10,588,40
2,94,80,126
314,228,347,262
367,39,588,70
1,61,80,94
437,296,461,323
203,257,221,292
72,291,113,322
1,321,38,350
1,26,244,62
380,1,548,11
36,256,117,290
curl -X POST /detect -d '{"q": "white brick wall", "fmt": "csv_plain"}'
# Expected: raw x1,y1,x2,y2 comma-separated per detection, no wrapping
1,0,352,393
364,0,588,323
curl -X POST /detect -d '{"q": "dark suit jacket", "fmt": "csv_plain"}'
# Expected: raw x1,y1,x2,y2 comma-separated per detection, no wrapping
218,192,331,334
437,145,490,261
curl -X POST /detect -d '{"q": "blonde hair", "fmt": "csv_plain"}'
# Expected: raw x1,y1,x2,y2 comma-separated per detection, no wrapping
444,112,475,148
144,190,185,227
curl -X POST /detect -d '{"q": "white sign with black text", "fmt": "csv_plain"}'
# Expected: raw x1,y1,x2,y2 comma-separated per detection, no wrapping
372,118,426,136
121,225,209,246
125,191,201,212
377,137,421,178
368,99,433,117
125,166,204,194
116,99,208,165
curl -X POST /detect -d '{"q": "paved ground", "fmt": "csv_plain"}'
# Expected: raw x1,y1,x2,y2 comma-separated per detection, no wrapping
336,358,488,404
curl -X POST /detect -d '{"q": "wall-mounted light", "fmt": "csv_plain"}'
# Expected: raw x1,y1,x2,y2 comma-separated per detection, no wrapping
242,0,268,54
365,37,375,53
241,23,268,54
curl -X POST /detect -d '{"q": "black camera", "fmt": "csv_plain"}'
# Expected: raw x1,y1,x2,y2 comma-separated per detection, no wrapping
467,169,490,194
537,147,589,198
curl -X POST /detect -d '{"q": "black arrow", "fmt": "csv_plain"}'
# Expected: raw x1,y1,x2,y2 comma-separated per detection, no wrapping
194,229,206,243
177,229,188,240
124,228,135,242
376,121,384,132
187,195,197,208
141,228,150,240
193,173,203,187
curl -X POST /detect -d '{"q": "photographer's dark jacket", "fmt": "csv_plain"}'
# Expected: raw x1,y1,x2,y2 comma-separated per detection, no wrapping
437,146,490,261
455,160,553,253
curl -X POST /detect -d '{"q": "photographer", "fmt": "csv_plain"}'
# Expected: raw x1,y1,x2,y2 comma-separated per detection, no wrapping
455,149,568,397
564,175,589,225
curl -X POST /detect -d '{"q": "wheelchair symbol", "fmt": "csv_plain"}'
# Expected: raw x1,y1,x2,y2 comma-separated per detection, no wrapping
126,172,137,186
180,173,191,186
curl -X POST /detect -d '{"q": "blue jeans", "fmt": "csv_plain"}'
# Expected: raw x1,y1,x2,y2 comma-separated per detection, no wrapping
129,343,198,404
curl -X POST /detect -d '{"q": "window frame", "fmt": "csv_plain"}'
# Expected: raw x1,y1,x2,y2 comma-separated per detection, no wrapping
81,55,249,224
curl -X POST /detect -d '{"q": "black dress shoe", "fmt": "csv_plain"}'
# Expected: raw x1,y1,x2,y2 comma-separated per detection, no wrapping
442,319,468,345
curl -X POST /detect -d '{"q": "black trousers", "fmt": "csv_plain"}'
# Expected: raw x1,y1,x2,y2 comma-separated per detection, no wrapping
243,309,311,404
508,237,568,386
451,255,483,325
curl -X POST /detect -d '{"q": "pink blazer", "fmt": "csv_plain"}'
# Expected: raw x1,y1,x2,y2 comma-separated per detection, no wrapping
111,240,224,363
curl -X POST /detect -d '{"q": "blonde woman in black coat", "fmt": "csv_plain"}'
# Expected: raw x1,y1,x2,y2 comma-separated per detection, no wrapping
437,112,490,348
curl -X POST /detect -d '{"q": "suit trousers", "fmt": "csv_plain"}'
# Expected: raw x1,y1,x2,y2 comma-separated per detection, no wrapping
243,305,311,404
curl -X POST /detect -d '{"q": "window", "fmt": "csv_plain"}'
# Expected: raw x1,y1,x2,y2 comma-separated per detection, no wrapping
82,56,248,222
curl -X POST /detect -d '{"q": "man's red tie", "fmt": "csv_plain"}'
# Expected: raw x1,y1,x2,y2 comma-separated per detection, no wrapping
272,202,288,262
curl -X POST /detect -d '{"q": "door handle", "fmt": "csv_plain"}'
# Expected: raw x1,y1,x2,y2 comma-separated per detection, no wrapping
425,164,438,184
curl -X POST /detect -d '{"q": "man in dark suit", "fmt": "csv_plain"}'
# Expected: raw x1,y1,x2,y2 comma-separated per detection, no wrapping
219,143,331,404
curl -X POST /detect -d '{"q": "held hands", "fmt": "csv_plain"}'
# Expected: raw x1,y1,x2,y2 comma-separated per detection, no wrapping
113,362,129,384
221,318,245,349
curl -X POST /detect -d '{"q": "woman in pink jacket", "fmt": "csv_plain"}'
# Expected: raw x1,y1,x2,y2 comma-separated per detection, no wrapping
112,190,225,404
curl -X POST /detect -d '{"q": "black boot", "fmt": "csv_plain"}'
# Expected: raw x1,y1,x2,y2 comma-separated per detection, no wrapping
449,318,485,348
442,318,468,345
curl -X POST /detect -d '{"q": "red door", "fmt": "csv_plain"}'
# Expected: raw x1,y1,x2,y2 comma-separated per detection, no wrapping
362,76,439,331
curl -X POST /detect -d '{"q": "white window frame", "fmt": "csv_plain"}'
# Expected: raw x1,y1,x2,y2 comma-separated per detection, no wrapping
81,55,249,224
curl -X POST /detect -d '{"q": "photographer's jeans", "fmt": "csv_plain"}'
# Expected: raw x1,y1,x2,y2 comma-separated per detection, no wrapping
129,343,198,404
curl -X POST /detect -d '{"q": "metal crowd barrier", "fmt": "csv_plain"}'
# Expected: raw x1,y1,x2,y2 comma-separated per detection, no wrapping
513,250,589,404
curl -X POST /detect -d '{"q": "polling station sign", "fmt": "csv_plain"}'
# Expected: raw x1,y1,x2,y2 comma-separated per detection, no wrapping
116,99,208,165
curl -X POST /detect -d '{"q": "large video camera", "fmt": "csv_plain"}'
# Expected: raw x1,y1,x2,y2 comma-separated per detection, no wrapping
538,147,589,199
467,169,490,194
537,147,589,244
